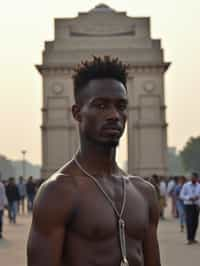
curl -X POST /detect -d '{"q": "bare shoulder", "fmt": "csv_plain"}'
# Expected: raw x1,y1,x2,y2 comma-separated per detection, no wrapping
36,172,78,203
129,175,158,207
33,172,79,227
129,175,155,194
129,175,159,224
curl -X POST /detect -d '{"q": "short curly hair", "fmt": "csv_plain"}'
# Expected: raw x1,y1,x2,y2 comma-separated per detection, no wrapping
73,56,128,103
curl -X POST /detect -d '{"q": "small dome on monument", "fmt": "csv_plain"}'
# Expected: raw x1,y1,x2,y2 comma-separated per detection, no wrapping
91,3,115,12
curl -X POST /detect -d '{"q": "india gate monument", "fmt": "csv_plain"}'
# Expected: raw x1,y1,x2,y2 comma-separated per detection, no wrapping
36,4,170,179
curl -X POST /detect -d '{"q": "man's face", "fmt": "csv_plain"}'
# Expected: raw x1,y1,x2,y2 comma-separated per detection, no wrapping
73,78,128,147
9,178,15,185
191,176,198,184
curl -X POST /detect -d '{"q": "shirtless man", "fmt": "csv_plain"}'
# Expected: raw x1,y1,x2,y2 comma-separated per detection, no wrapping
27,56,161,266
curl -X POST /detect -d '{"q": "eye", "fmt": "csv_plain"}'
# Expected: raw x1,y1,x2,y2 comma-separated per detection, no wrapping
94,102,106,110
98,103,106,109
117,103,127,111
90,100,108,111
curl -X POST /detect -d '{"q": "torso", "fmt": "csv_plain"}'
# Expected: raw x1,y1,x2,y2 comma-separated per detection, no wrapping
54,169,151,266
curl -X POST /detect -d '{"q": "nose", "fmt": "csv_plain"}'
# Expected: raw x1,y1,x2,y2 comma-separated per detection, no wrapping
106,105,120,121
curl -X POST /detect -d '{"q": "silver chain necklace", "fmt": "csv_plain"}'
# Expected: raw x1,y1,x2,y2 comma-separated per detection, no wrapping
74,156,129,266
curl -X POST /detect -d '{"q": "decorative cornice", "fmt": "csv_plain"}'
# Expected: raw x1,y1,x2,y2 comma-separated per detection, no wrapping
36,62,170,76
127,63,170,75
36,65,74,75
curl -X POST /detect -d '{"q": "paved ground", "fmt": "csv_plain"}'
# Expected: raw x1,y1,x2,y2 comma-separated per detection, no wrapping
0,211,199,266
158,215,200,266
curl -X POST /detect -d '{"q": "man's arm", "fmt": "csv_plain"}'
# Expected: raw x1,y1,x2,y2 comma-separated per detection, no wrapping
27,175,78,266
143,183,161,266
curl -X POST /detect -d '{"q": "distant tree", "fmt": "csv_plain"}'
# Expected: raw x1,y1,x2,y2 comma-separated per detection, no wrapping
168,148,185,176
180,136,200,173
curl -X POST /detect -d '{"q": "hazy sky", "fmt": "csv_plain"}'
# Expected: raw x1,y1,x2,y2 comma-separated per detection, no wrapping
0,0,200,165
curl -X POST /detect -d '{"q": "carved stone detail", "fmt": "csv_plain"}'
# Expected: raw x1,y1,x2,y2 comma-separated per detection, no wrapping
143,81,155,93
51,82,64,95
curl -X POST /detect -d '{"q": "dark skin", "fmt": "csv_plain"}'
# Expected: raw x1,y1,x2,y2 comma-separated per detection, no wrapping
27,78,161,266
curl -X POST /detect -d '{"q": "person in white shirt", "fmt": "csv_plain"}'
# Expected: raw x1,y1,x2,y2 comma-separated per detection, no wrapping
180,172,200,244
0,177,8,238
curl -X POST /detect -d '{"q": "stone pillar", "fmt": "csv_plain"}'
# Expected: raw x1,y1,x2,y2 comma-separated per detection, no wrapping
127,65,169,177
37,67,79,178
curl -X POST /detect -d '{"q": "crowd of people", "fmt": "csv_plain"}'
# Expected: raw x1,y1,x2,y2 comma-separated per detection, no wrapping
0,175,44,238
0,172,200,245
149,172,200,244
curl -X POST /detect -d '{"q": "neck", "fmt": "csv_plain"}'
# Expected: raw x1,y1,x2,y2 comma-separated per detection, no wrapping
75,141,120,177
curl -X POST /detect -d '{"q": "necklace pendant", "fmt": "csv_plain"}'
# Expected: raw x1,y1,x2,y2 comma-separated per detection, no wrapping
120,258,129,266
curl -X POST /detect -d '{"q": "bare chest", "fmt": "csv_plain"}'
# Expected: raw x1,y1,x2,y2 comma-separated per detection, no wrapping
69,178,149,241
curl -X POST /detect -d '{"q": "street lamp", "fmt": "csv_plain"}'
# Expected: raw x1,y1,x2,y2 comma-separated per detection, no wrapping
21,150,27,178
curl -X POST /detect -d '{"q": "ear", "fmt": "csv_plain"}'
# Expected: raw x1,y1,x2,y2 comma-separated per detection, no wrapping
72,104,82,122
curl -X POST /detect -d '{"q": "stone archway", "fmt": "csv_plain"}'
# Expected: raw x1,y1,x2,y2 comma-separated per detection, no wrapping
37,4,170,178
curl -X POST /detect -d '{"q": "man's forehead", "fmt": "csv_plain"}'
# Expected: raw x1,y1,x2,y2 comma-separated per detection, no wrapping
86,78,127,97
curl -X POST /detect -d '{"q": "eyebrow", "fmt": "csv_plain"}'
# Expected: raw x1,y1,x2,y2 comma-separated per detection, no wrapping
90,97,128,104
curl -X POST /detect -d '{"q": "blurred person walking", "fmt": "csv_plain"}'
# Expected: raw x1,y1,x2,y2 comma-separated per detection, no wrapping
180,173,200,244
159,177,167,219
5,177,20,224
17,176,26,214
167,177,177,217
0,176,8,238
175,176,186,232
26,176,36,212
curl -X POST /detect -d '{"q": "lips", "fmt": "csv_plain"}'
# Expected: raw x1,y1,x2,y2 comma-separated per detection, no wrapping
101,124,122,135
